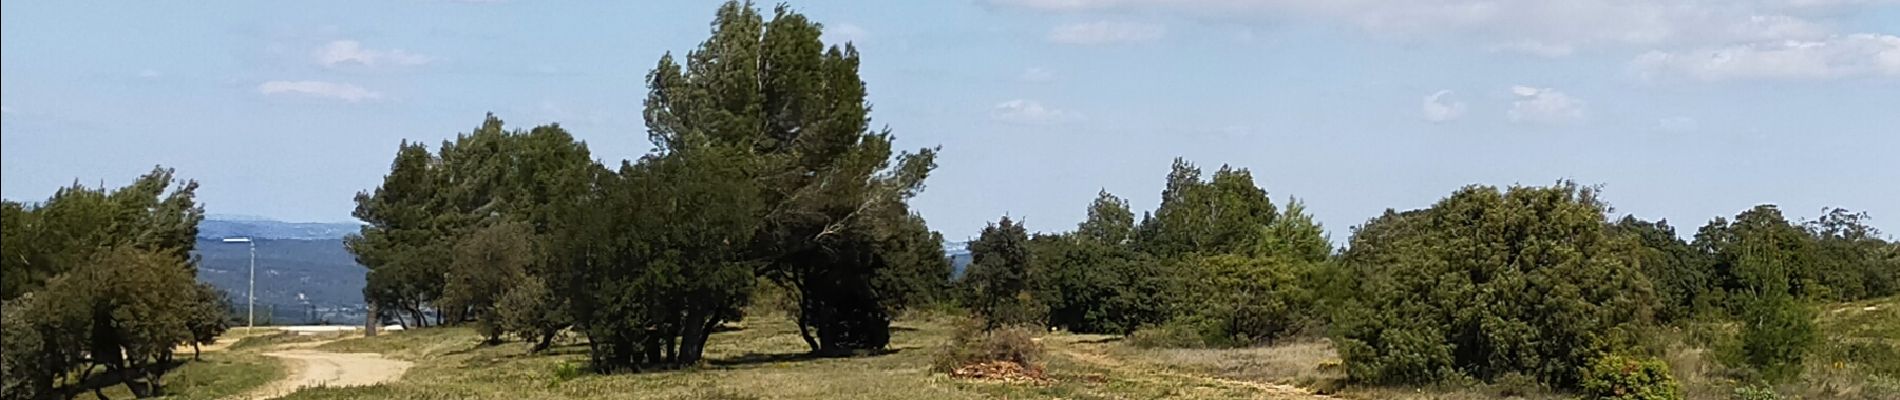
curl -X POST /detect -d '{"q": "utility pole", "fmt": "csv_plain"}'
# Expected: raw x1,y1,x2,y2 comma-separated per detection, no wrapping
222,237,258,332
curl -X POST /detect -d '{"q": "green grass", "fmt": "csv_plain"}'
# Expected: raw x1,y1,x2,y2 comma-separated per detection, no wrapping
88,346,285,400
215,297,1900,400
276,314,1310,400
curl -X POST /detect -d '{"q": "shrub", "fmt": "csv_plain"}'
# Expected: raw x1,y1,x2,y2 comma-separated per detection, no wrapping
1127,319,1215,349
1735,293,1815,383
1581,355,1682,400
1730,384,1780,400
1330,183,1659,388
932,320,1043,373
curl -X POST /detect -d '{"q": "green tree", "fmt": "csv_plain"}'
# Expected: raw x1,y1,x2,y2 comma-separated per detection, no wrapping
1612,216,1710,322
1332,182,1658,388
1804,208,1897,301
441,221,535,343
1137,159,1277,258
962,217,1042,329
1697,205,1821,382
640,1,941,355
1033,191,1172,334
349,141,449,328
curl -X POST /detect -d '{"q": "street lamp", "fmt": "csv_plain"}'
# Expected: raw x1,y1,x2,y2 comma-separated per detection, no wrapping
221,237,257,331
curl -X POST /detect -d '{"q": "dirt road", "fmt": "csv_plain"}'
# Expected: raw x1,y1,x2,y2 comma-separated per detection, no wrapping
239,347,412,399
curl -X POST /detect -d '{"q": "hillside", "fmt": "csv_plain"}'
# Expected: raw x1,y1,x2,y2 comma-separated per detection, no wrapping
193,217,369,324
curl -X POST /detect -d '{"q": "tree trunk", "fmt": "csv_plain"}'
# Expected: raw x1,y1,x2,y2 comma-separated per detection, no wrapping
677,308,713,365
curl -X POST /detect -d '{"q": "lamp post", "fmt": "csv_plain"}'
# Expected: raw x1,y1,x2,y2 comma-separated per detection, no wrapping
221,237,257,331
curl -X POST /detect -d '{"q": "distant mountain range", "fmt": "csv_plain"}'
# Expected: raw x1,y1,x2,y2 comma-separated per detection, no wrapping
189,217,972,324
198,216,363,241
192,217,367,324
944,240,972,278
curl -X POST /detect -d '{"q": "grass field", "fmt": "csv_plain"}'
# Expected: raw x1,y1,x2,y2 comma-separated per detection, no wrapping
87,331,287,400
132,296,1894,400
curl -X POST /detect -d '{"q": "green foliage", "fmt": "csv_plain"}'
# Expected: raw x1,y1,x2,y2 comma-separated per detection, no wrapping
441,221,535,343
640,1,943,356
1580,355,1682,400
1730,384,1781,400
1175,253,1315,346
1137,159,1277,258
1735,293,1816,383
961,217,1044,329
1803,208,1898,301
496,275,565,353
0,166,224,397
1613,216,1711,322
1030,191,1170,334
1331,182,1658,389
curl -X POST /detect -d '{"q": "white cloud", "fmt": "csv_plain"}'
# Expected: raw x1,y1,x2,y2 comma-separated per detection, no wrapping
1507,85,1586,124
1048,21,1165,45
1020,67,1057,83
994,0,1880,55
1492,41,1577,58
992,99,1077,123
316,40,432,68
257,80,383,102
1421,90,1467,122
825,23,869,44
1632,33,1900,81
1657,116,1701,132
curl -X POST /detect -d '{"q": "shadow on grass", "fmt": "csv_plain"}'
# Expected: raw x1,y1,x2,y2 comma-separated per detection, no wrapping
708,348,905,368
1074,336,1123,345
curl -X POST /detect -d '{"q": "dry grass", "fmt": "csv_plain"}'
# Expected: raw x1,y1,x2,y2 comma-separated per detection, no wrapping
243,297,1900,399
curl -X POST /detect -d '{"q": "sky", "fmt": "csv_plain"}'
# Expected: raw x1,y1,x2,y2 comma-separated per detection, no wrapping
4,0,1898,242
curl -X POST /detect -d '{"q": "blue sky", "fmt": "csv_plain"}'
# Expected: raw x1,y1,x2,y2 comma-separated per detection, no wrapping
4,0,1897,241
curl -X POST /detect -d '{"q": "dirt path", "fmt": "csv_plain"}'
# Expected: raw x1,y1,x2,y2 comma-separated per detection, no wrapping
236,344,412,399
1049,336,1335,399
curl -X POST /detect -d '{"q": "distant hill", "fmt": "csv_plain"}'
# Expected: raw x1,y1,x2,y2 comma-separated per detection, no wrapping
192,217,368,324
198,218,362,241
944,240,972,278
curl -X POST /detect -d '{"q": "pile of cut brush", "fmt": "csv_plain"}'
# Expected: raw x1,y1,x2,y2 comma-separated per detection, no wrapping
950,360,1053,384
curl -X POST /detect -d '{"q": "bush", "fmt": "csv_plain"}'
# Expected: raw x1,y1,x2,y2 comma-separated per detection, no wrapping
1330,184,1659,388
1735,293,1815,383
1730,384,1780,400
932,320,1043,373
1581,355,1682,400
1127,319,1216,349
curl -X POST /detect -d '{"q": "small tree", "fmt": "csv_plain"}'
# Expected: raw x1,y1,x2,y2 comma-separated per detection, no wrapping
962,217,1042,329
495,275,566,353
442,222,535,343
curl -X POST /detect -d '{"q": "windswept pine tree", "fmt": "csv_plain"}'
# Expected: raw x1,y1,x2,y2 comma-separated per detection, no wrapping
639,1,942,355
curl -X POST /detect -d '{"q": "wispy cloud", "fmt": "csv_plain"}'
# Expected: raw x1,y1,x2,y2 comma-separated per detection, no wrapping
1632,34,1900,81
257,80,383,102
1020,67,1057,83
1422,90,1467,123
1508,85,1585,125
994,0,1883,60
1048,21,1165,45
992,99,1078,123
316,40,432,68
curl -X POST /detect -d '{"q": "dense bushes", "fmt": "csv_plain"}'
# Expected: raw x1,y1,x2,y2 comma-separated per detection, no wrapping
0,167,232,398
1581,355,1682,400
1331,183,1659,388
